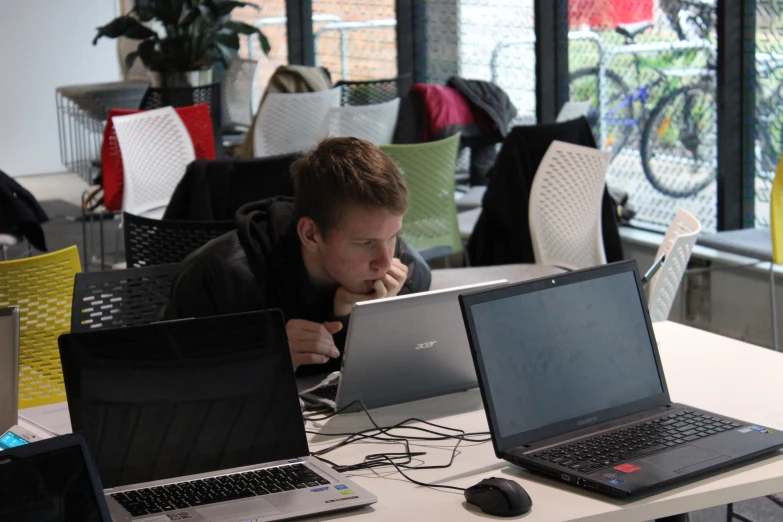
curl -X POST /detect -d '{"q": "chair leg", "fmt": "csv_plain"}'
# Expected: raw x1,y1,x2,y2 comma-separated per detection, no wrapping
771,264,779,352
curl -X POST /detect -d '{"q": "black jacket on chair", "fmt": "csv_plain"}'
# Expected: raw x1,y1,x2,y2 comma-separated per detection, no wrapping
466,117,623,267
0,169,48,252
163,155,297,221
163,197,432,377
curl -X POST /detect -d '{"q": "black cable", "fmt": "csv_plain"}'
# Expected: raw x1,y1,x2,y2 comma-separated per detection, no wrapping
304,399,488,492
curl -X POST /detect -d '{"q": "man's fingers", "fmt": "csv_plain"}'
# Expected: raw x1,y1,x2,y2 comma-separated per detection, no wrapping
294,353,329,366
323,321,343,335
286,318,327,334
387,263,407,284
374,279,388,298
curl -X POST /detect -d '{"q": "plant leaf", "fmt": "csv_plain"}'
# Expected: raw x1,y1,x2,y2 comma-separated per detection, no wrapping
124,50,139,71
93,16,157,44
136,39,157,69
223,21,270,55
215,30,240,50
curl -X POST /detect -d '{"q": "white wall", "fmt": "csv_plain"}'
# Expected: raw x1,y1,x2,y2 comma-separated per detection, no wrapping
0,0,120,176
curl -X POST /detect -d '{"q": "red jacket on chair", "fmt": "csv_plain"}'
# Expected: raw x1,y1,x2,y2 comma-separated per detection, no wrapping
102,103,216,212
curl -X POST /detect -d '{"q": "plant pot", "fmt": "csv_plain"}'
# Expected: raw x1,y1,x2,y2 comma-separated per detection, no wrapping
147,67,214,89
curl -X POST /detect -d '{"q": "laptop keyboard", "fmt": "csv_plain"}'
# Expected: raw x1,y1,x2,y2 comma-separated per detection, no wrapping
110,463,330,517
534,410,742,474
309,383,338,401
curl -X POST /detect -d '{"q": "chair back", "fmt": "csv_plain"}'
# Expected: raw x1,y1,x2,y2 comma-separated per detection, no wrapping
139,83,223,155
529,141,611,270
319,98,400,146
0,246,81,408
772,157,783,264
335,74,410,106
381,134,462,256
102,104,216,212
113,107,196,217
648,209,701,322
124,212,235,267
71,263,179,333
222,59,258,129
253,88,341,158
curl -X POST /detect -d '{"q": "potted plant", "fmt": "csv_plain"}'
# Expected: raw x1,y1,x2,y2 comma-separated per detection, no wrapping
93,0,270,88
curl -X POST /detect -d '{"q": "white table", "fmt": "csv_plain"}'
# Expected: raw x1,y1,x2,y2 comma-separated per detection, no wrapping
21,322,783,521
301,322,783,521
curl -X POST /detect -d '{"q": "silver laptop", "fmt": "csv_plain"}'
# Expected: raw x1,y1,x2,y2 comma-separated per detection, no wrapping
0,307,19,432
58,310,376,522
300,281,507,411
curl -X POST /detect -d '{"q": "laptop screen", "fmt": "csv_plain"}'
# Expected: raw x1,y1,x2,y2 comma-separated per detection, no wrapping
461,261,669,454
58,310,309,488
0,435,110,522
0,307,19,432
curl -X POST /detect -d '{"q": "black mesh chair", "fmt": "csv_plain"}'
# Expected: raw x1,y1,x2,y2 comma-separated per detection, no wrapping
335,73,411,106
139,83,224,157
70,263,179,333
123,212,235,268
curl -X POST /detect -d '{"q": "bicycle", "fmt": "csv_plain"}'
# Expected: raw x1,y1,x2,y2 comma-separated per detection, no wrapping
569,0,718,198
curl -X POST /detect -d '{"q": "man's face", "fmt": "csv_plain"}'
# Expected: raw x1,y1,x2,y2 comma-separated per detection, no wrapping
317,205,403,294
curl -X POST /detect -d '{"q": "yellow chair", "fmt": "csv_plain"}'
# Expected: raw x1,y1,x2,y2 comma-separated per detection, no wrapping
771,158,783,263
0,246,81,408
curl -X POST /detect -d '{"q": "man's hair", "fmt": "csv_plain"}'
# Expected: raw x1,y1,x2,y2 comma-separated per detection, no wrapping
291,137,408,235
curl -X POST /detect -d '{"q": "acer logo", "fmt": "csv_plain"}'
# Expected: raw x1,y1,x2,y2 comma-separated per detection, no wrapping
0,459,9,465
415,341,438,350
577,416,598,426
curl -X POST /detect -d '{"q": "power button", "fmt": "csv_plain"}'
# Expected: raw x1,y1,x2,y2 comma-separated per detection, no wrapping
561,473,571,482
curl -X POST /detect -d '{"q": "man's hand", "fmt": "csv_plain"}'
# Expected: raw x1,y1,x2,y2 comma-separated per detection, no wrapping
333,258,409,317
286,319,343,370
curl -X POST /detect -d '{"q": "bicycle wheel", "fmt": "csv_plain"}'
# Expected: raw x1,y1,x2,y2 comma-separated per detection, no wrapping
569,68,634,157
641,85,717,198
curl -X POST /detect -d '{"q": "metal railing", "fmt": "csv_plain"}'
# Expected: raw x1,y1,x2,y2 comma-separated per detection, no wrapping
314,19,397,80
247,14,343,59
490,30,603,84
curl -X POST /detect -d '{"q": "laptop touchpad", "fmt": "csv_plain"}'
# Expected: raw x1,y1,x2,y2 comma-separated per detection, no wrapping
197,498,282,519
647,446,724,472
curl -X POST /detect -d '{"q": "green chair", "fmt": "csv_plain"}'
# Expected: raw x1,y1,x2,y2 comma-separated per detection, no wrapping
381,134,462,264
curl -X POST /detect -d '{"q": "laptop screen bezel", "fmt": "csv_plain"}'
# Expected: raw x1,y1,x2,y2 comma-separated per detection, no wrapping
0,307,19,433
459,260,671,457
0,432,113,521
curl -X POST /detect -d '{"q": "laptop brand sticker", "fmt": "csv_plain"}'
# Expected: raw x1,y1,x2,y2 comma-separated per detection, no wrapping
614,463,641,473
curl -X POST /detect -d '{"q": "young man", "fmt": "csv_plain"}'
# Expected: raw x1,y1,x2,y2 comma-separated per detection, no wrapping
164,137,432,376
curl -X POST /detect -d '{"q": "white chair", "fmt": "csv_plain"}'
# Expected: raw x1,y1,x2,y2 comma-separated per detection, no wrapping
528,141,611,270
318,98,400,146
647,208,701,323
222,58,258,130
253,88,342,158
112,107,196,219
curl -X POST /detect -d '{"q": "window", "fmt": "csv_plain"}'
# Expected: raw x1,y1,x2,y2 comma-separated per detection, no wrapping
568,0,718,232
754,4,783,228
313,0,397,82
231,0,288,109
462,0,536,125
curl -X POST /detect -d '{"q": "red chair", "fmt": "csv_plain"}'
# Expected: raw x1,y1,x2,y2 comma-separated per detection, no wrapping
101,103,216,211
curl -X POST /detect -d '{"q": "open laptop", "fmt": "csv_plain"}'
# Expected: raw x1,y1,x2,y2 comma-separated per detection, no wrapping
300,281,507,411
0,432,112,522
459,260,783,498
0,307,19,433
58,310,376,521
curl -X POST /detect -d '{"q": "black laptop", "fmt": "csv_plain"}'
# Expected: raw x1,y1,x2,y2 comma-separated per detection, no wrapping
0,433,112,521
459,260,783,498
58,310,375,521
